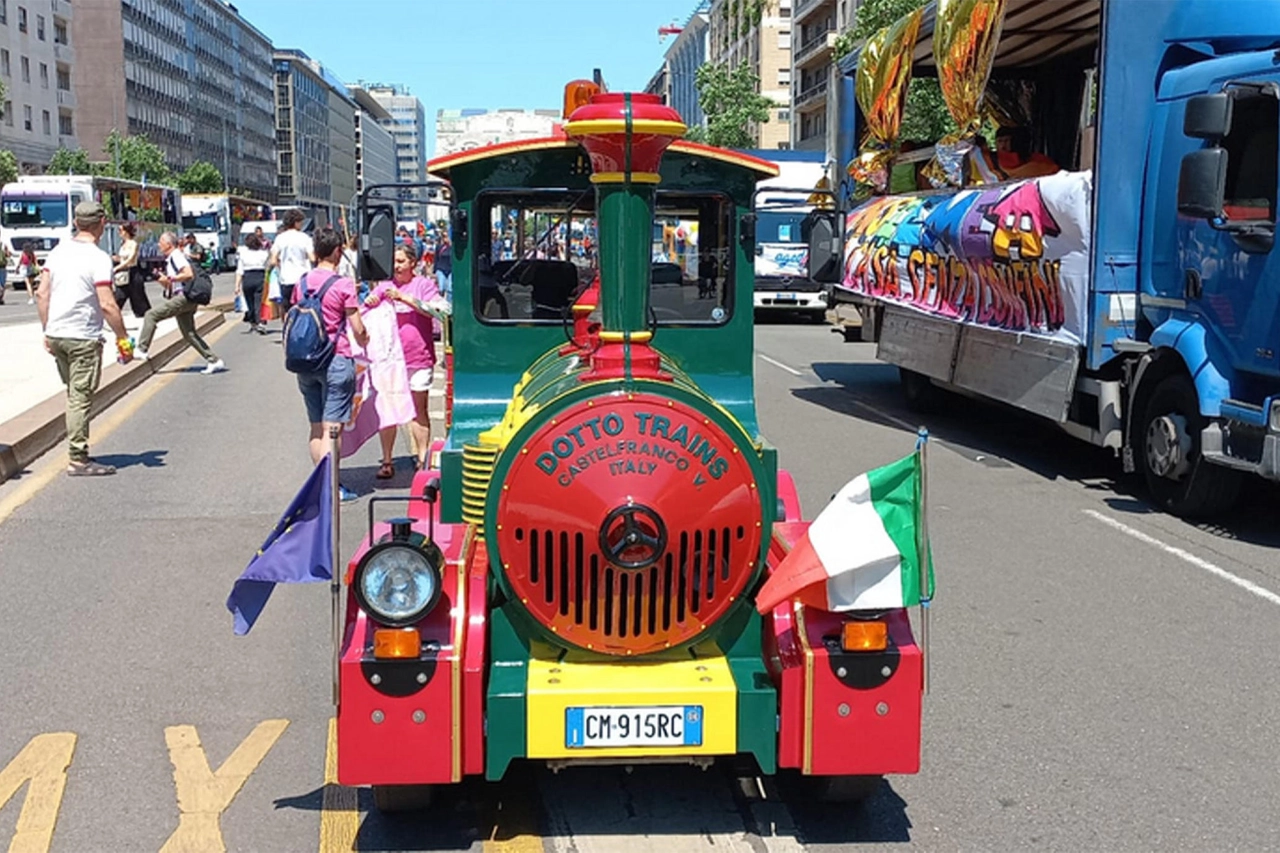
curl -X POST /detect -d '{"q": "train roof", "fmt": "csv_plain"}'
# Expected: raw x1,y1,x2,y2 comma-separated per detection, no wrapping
428,133,781,179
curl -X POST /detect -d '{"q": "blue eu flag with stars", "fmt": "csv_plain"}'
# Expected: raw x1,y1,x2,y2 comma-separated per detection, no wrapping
227,455,333,635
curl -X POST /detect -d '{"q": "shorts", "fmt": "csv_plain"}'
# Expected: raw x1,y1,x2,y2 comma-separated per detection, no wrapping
409,367,435,393
297,355,356,424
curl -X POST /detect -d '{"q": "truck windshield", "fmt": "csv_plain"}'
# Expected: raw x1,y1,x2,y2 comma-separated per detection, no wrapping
2,197,69,228
182,213,219,231
756,210,807,244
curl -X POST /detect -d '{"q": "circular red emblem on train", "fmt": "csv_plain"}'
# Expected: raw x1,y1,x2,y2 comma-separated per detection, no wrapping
495,393,764,656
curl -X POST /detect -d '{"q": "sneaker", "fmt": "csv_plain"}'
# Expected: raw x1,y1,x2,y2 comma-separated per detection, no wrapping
338,485,358,503
67,459,116,477
133,348,149,362
201,359,226,375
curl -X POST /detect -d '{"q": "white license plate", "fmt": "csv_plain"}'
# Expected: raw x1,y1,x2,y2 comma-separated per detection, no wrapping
565,705,703,748
776,292,798,302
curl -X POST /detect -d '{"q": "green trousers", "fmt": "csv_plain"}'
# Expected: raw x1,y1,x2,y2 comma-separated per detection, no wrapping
138,293,218,362
47,337,103,464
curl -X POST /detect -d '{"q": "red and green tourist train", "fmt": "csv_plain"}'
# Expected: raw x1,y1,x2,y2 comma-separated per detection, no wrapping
337,81,925,811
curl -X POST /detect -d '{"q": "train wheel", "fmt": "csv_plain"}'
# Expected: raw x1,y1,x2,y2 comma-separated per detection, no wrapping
808,774,884,803
1139,374,1241,518
372,784,434,813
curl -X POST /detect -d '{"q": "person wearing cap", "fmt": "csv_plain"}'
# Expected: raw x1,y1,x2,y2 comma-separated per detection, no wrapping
133,232,225,373
36,200,134,476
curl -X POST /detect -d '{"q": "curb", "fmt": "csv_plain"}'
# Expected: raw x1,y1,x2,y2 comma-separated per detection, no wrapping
0,304,230,484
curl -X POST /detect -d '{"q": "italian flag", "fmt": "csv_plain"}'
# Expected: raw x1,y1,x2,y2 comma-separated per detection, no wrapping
757,452,932,613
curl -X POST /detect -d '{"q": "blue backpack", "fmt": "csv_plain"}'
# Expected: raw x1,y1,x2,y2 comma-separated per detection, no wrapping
283,273,341,374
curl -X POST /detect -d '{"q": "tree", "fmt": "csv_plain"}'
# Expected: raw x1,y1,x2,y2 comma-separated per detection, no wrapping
177,160,224,194
833,0,956,143
47,147,92,175
0,149,16,186
101,130,172,183
695,61,777,149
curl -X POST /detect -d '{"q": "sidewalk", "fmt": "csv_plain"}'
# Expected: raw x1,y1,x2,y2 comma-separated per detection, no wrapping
0,302,231,482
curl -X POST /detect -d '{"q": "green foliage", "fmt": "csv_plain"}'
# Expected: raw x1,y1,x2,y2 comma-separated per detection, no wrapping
47,147,92,175
831,0,956,144
0,149,17,185
101,130,171,183
177,160,224,194
695,61,776,150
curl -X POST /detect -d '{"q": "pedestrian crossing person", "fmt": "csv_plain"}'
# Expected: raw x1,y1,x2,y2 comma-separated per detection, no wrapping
133,232,226,374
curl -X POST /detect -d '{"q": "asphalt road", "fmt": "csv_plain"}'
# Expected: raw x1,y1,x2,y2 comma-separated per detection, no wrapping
0,315,1277,852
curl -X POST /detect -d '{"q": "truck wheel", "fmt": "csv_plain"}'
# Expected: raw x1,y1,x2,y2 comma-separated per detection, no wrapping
808,774,883,803
1139,375,1242,517
899,368,943,413
372,784,434,813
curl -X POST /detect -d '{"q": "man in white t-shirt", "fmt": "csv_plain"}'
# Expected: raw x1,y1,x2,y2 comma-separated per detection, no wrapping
37,201,134,476
134,232,225,373
267,209,314,308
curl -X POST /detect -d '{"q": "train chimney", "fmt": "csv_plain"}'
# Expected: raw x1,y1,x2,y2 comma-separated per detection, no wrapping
564,93,686,379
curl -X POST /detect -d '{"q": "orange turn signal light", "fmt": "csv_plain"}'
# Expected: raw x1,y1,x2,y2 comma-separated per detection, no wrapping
841,620,888,652
373,628,421,659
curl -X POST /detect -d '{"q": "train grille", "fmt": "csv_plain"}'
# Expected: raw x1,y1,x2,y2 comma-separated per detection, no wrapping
509,525,751,654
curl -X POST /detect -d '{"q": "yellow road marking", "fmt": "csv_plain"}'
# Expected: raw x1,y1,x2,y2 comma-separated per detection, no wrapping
159,719,288,853
319,718,358,853
0,733,77,853
0,318,235,527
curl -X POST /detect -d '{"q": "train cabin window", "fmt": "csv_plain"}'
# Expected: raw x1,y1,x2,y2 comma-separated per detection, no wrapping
473,190,734,326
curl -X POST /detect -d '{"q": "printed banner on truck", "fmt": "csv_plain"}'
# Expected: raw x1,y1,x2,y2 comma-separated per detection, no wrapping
757,243,808,279
838,170,1092,342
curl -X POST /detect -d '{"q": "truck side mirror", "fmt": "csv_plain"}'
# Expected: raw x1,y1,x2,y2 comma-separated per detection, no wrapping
804,211,841,283
1184,93,1233,139
359,206,396,281
1177,148,1228,220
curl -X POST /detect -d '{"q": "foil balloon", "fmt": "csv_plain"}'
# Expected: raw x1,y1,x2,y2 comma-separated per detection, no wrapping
926,0,1007,186
850,8,923,194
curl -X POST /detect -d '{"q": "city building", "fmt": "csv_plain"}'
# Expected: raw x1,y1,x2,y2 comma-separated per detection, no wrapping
0,0,76,173
791,0,856,152
348,86,397,196
272,49,356,228
664,2,711,129
360,84,426,217
434,108,560,158
644,2,711,129
643,65,668,105
707,0,792,149
72,0,276,201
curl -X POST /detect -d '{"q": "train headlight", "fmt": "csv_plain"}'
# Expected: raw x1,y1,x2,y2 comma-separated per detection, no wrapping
354,534,443,627
1270,400,1280,433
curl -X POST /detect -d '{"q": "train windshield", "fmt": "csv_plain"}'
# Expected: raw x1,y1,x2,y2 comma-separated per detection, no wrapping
475,189,734,326
2,196,70,228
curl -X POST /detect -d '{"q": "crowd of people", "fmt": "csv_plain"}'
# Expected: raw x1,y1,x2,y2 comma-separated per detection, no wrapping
35,203,452,485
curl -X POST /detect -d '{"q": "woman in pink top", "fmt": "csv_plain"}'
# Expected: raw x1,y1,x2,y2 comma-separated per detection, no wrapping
363,243,447,476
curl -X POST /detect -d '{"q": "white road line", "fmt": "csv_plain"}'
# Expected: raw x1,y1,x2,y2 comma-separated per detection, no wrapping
1084,509,1280,607
757,353,803,376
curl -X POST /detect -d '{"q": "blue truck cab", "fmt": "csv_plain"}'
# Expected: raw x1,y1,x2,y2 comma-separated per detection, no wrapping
819,0,1280,516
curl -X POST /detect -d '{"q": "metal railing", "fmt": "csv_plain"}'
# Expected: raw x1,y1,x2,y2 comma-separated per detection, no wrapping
792,77,829,107
794,28,833,64
793,0,829,21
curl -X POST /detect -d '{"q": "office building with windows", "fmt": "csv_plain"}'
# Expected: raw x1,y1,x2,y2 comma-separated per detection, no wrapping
0,0,77,173
791,0,857,152
273,49,356,227
349,85,397,196
72,0,276,201
361,84,426,217
707,0,792,149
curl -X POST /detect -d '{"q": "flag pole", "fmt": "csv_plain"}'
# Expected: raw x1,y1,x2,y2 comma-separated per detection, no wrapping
916,426,931,696
329,425,342,706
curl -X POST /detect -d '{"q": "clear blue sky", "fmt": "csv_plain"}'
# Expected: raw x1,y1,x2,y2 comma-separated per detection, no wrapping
229,0,701,158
